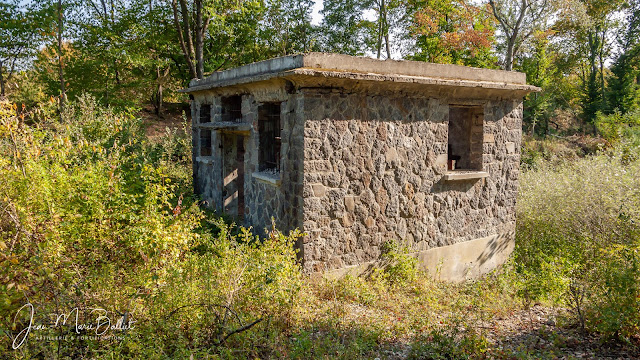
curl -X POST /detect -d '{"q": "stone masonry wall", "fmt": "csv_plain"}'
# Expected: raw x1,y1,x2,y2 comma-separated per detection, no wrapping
192,86,304,238
243,93,305,236
302,89,522,273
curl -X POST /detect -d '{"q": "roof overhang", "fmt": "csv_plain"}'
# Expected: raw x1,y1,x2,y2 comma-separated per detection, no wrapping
180,53,540,99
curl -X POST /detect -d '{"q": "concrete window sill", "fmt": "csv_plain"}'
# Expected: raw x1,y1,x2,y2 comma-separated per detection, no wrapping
443,170,489,181
252,171,281,186
197,122,252,134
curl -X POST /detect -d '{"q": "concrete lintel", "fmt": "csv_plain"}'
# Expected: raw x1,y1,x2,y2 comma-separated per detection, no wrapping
195,156,214,164
197,122,252,131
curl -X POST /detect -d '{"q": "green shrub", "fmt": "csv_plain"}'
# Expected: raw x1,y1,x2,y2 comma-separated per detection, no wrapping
595,110,640,144
374,240,420,286
0,96,304,358
408,323,489,360
514,141,640,339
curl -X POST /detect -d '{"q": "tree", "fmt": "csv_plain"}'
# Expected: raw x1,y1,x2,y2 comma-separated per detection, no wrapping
71,0,184,111
488,0,550,71
607,1,640,114
56,0,66,103
170,0,253,80
519,31,554,134
409,0,496,67
0,1,38,97
319,0,371,55
555,0,626,123
261,0,316,57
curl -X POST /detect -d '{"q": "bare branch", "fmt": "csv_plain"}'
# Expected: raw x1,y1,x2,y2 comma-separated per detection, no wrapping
171,0,196,78
489,0,511,35
217,317,263,345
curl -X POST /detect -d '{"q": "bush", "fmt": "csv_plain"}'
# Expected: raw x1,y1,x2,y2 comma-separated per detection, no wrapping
0,96,304,358
514,140,640,339
595,110,640,144
374,240,420,286
408,324,489,360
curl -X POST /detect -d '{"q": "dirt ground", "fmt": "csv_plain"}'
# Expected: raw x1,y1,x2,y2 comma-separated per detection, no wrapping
481,305,639,359
139,102,191,139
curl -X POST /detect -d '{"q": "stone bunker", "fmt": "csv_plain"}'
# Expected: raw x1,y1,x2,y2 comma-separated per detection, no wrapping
183,53,539,281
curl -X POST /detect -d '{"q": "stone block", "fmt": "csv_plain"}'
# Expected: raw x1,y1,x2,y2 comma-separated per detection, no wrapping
344,196,356,212
311,183,326,197
435,153,448,166
385,147,398,163
365,216,376,228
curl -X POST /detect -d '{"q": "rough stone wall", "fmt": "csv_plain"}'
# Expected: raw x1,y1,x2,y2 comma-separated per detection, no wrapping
192,87,304,238
192,96,223,210
301,89,522,273
242,93,304,235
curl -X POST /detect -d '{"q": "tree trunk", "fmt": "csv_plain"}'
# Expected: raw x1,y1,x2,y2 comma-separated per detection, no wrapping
57,0,66,106
505,39,514,71
154,65,163,116
385,33,391,59
383,0,391,59
489,0,528,71
171,0,197,79
599,28,606,110
195,0,204,79
0,65,5,97
157,83,163,115
376,0,383,59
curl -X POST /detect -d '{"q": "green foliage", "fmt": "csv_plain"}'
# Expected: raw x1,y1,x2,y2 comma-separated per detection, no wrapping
260,0,316,56
606,0,640,115
520,136,590,169
607,52,640,115
0,96,304,357
514,142,640,339
375,239,420,286
520,33,555,135
4,71,48,108
408,323,490,360
136,221,303,356
0,0,42,96
319,0,372,56
595,109,640,144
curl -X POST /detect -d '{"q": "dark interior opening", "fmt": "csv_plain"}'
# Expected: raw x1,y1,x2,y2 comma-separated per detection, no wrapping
200,129,212,157
448,106,483,170
221,134,245,221
199,104,211,124
221,95,242,123
258,102,281,171
236,136,245,221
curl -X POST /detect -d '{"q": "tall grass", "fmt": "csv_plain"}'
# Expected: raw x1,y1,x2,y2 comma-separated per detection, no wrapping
514,140,640,338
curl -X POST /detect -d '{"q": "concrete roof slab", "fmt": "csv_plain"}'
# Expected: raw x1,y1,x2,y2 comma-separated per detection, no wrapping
183,53,540,95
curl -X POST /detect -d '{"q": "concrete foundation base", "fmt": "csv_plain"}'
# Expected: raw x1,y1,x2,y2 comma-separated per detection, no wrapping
319,233,515,282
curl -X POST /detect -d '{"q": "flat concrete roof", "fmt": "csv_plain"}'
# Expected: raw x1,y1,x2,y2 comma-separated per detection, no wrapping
183,53,539,94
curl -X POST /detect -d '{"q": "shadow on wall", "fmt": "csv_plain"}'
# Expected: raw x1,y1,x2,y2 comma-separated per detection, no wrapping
474,231,514,270
430,177,480,194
